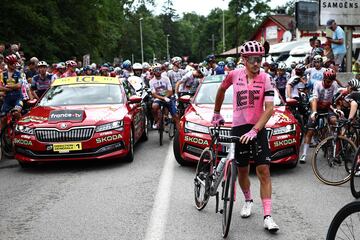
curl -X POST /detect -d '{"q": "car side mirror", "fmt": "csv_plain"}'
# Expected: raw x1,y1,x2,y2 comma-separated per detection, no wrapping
129,95,142,104
179,95,191,104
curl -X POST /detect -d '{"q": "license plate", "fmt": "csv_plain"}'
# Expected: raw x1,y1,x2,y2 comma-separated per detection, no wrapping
53,143,82,152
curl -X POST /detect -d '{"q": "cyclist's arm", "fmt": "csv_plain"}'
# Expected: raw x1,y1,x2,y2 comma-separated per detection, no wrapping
214,86,226,112
253,101,273,131
349,101,358,120
286,84,292,99
6,83,21,90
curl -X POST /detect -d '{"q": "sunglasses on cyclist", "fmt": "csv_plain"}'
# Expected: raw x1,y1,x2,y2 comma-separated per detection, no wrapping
153,68,161,73
245,56,262,64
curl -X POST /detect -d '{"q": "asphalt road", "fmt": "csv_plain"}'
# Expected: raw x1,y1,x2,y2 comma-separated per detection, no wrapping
0,131,356,240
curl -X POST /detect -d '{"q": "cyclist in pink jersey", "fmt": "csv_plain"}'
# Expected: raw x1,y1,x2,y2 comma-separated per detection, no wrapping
212,41,279,232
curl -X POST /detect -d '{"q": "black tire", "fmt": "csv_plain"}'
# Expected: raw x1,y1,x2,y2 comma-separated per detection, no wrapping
312,136,357,186
124,129,134,162
168,121,175,139
222,160,237,238
326,201,360,240
350,147,360,198
140,115,148,142
1,126,14,158
194,148,213,210
173,130,191,166
159,116,164,146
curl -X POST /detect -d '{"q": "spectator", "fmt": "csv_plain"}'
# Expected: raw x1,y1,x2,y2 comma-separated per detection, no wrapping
326,19,346,72
306,36,317,66
25,57,39,82
323,40,334,64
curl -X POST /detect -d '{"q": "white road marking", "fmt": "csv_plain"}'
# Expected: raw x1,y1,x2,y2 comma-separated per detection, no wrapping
144,143,176,240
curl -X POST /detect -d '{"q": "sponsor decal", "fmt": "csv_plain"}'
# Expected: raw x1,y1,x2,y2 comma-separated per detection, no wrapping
20,135,31,139
184,136,209,145
99,131,114,136
48,110,84,122
274,138,296,147
275,135,289,140
96,134,123,144
271,112,292,124
19,116,48,123
14,138,32,146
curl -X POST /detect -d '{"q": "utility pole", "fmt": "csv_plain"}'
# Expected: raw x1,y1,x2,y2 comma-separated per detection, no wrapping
208,34,216,53
222,7,226,52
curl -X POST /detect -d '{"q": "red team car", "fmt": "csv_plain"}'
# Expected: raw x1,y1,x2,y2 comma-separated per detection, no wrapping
173,75,301,168
14,76,148,167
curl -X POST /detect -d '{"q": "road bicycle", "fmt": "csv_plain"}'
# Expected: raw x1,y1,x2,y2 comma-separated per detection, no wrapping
193,125,258,238
326,201,360,240
312,118,357,186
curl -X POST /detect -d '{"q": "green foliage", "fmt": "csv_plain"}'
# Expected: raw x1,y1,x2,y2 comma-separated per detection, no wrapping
0,0,276,64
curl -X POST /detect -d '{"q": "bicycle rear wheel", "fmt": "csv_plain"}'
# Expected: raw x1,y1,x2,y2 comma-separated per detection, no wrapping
222,160,237,238
194,148,213,210
350,147,360,198
168,121,175,139
312,136,356,186
326,201,360,240
158,115,164,146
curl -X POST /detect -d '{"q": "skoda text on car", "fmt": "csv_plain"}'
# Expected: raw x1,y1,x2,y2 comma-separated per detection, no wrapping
14,76,148,167
173,74,301,168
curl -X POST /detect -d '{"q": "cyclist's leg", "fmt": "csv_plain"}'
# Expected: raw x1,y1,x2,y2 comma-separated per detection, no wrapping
167,97,180,130
232,125,253,217
255,129,279,231
300,116,316,162
152,100,161,128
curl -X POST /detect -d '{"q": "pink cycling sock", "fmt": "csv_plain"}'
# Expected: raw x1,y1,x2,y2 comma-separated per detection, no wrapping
242,189,252,201
262,198,272,216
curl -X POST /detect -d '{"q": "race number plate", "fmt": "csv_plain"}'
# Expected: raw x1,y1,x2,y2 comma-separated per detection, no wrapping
53,143,82,152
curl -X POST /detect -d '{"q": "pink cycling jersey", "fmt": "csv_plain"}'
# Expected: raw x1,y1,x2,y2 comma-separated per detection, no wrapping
221,68,274,127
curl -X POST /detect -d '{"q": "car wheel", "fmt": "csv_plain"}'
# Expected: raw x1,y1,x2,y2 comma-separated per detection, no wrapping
140,115,148,142
124,128,134,162
173,130,191,166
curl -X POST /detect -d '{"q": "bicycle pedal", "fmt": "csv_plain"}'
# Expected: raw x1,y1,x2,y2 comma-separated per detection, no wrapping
219,209,224,214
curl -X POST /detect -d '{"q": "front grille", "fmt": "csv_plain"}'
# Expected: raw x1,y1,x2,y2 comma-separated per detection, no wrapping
209,127,231,142
35,127,95,142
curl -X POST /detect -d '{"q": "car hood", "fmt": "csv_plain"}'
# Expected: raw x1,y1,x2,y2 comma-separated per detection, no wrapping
18,104,127,127
186,104,296,128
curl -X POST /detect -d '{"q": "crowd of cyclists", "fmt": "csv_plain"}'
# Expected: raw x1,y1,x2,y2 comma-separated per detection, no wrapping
1,38,360,234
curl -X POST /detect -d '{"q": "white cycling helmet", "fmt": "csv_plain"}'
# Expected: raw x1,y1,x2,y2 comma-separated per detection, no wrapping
278,62,287,70
142,62,150,69
132,63,143,70
198,66,208,77
37,61,48,67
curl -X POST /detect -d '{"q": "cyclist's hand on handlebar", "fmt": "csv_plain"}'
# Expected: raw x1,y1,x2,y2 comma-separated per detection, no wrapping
334,109,344,118
211,113,224,126
240,128,258,144
163,97,171,103
310,111,317,121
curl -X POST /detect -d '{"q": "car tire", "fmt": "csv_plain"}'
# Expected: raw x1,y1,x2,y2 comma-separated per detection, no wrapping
124,128,134,162
140,115,148,142
173,130,191,166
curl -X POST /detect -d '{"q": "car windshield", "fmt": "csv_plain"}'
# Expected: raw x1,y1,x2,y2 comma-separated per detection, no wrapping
194,82,283,106
39,84,124,106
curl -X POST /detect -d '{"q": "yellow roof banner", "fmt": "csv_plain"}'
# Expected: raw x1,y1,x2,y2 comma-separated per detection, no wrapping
52,76,120,86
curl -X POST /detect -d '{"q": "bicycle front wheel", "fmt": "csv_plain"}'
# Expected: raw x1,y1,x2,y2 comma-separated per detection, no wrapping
194,148,213,210
222,160,237,238
350,147,360,198
312,136,357,186
326,201,360,240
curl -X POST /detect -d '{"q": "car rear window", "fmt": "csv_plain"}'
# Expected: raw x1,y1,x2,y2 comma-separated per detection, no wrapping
39,84,124,106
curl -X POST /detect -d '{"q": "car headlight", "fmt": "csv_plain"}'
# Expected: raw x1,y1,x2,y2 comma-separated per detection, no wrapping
185,121,209,134
272,124,296,135
15,125,34,135
95,121,123,132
